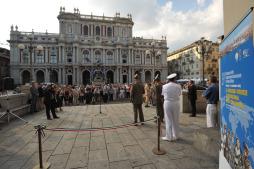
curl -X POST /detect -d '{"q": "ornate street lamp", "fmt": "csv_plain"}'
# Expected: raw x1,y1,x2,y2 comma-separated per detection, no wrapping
195,37,212,86
146,41,161,80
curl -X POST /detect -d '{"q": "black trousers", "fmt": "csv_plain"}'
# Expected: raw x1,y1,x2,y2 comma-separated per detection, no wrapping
156,102,164,122
133,104,144,123
45,103,57,119
189,99,196,116
30,97,37,113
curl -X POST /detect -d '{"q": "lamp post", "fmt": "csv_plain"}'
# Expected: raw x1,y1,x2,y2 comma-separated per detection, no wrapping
146,41,161,81
195,37,212,87
18,32,43,83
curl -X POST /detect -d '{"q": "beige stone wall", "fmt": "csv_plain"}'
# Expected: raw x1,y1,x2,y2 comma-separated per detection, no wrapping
223,0,254,36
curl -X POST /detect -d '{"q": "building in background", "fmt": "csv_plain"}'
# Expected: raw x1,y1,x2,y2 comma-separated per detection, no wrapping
0,47,10,82
8,7,168,85
167,38,220,83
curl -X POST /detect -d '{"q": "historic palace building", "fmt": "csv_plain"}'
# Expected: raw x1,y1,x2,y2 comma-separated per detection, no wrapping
167,37,220,82
8,7,168,85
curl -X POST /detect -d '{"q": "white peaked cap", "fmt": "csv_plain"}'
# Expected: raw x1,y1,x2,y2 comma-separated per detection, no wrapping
167,73,177,79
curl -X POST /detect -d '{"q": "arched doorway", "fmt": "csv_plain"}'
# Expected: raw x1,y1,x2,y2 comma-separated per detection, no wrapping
106,70,114,84
50,70,58,83
82,70,90,85
36,70,45,83
155,71,161,80
145,71,151,82
22,70,30,84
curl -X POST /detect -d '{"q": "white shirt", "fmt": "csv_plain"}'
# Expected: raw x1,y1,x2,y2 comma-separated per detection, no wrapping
162,82,182,102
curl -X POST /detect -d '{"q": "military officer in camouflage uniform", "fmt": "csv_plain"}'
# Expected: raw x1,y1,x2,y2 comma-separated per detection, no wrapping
154,74,164,122
130,74,145,125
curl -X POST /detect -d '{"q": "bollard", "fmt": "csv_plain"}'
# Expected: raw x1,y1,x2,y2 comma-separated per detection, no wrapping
152,116,166,155
33,125,51,169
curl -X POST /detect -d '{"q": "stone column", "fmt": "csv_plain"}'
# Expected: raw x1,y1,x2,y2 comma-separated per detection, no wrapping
128,68,131,83
77,67,80,85
58,46,61,63
116,67,119,83
45,68,49,82
62,68,65,84
58,69,61,84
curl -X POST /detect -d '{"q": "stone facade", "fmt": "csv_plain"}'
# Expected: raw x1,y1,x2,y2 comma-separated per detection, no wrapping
0,47,10,82
8,8,168,85
167,38,219,82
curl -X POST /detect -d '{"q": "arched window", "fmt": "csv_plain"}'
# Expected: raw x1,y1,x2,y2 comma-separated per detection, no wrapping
95,26,100,36
82,50,90,63
107,27,112,37
145,54,151,64
94,50,102,63
106,51,113,64
83,25,88,36
67,24,72,33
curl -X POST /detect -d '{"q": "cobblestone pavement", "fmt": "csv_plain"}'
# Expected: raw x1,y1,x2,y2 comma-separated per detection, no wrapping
0,103,219,169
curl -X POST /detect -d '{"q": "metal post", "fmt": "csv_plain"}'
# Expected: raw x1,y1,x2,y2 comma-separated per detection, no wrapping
33,125,50,169
38,126,43,168
152,116,166,155
202,47,205,87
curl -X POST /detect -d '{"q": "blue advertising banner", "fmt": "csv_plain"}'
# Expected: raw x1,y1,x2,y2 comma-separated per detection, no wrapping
220,10,254,169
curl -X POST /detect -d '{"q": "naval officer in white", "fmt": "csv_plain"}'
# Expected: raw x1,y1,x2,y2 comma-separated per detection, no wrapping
161,73,182,141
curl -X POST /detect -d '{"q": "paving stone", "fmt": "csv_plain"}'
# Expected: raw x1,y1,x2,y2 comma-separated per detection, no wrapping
90,136,106,151
48,154,69,169
1,159,26,169
21,150,52,169
107,143,128,162
88,161,109,169
52,133,77,155
125,145,150,167
109,160,132,169
105,131,121,144
88,149,108,162
119,133,138,146
133,164,157,169
65,147,89,169
0,103,219,169
74,134,90,147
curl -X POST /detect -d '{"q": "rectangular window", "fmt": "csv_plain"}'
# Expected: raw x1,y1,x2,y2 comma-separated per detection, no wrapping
50,47,57,64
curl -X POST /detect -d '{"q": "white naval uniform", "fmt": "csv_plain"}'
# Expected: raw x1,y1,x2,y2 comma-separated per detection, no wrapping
162,82,182,140
206,104,217,128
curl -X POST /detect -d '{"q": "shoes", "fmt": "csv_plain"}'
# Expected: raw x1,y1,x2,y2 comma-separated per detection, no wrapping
133,122,138,126
47,118,52,120
53,116,60,119
189,114,196,117
141,122,144,125
144,105,149,108
161,137,174,142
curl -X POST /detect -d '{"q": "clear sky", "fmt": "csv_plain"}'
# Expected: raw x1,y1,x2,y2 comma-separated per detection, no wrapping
0,0,223,51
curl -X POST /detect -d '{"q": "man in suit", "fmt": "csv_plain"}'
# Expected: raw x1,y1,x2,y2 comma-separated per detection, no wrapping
130,74,145,125
44,85,59,120
30,81,39,114
187,80,197,117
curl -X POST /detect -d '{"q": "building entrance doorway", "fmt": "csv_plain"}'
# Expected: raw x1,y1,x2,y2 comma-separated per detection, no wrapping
67,75,72,85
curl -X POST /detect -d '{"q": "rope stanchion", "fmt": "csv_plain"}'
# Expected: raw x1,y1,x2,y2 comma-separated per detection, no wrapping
33,125,51,169
44,118,155,132
152,116,166,155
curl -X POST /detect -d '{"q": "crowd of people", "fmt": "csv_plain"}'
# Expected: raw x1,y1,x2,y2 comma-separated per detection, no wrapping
29,82,132,120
